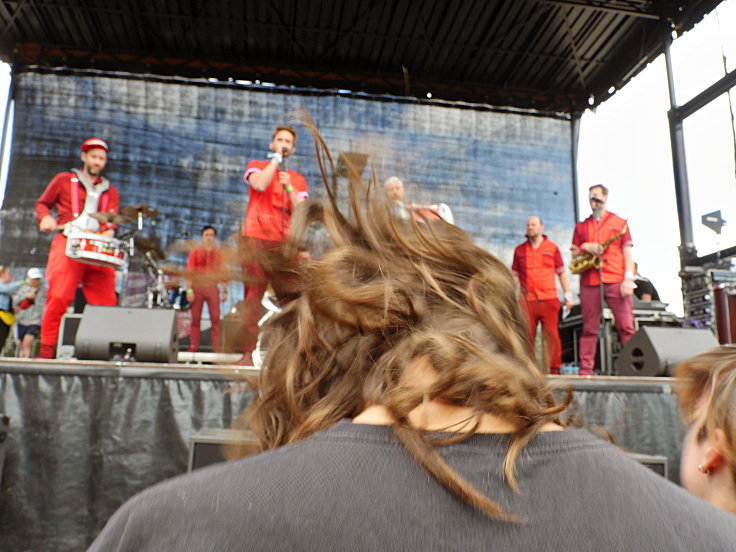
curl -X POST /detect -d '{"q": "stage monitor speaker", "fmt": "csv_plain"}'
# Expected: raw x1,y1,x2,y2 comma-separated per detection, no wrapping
75,306,178,363
188,428,260,471
615,326,718,377
57,313,83,359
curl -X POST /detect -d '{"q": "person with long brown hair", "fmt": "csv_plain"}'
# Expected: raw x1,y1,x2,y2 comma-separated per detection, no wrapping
89,126,736,551
674,346,736,514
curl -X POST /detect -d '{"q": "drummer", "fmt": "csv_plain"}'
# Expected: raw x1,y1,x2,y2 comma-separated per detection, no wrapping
35,137,120,359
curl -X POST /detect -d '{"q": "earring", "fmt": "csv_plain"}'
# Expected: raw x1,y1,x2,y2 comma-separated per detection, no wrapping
698,464,711,475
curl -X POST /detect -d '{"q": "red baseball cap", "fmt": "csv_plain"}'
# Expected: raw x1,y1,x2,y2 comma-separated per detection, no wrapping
81,137,109,152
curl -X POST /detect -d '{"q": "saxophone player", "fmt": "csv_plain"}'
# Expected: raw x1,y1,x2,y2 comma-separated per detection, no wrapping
571,184,636,376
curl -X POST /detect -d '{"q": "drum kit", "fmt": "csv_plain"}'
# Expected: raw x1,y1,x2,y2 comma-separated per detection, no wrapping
65,205,188,310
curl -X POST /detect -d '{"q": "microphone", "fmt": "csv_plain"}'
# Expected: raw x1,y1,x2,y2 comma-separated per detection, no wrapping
280,147,288,172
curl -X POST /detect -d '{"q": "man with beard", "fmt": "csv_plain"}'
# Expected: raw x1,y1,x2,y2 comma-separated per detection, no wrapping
512,216,573,374
571,184,635,376
35,138,120,359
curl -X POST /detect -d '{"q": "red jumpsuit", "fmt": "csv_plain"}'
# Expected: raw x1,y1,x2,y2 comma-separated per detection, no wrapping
35,172,119,358
512,236,565,373
186,246,225,353
241,160,308,354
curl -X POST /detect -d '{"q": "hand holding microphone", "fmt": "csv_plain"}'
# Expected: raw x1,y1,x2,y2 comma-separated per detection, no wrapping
268,151,283,165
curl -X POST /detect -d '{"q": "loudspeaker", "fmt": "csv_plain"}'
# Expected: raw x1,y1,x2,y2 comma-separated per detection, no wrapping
615,326,718,377
188,428,260,471
75,306,179,363
57,313,83,359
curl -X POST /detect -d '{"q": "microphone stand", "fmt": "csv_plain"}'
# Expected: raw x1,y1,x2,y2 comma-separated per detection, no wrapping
280,147,287,242
594,206,607,375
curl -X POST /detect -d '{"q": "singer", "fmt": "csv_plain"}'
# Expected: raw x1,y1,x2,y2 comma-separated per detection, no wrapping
238,125,308,365
571,184,635,376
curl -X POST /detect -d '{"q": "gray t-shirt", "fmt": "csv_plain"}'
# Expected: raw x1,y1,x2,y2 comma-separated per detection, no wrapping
88,421,736,551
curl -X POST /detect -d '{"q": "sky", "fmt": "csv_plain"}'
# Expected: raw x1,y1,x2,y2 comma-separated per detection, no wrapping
1,2,735,317
575,0,735,316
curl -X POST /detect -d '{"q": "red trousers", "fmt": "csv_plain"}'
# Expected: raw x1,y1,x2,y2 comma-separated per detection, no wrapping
240,237,300,354
188,286,221,353
579,283,635,375
522,298,562,373
40,233,117,358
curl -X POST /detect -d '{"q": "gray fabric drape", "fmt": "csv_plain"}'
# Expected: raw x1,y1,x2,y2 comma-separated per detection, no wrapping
0,362,253,552
0,364,684,552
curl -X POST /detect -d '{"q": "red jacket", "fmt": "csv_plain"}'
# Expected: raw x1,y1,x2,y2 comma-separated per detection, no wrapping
36,171,119,232
572,212,632,286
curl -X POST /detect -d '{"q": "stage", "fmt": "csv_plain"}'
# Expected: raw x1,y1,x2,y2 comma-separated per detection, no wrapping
0,359,685,551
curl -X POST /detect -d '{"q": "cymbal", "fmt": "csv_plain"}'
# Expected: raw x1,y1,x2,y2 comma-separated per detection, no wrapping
90,212,134,225
122,204,159,219
134,235,166,261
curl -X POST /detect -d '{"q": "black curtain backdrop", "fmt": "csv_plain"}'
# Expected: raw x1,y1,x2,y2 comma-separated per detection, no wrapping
0,363,685,552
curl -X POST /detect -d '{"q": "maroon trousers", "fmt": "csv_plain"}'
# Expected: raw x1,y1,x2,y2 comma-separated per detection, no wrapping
579,283,635,375
188,285,221,353
522,298,562,374
240,237,300,354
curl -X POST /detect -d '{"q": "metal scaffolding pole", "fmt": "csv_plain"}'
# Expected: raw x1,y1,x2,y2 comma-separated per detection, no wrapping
662,26,697,265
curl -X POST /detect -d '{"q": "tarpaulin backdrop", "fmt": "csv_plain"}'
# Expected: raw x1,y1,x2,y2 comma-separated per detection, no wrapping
0,69,575,277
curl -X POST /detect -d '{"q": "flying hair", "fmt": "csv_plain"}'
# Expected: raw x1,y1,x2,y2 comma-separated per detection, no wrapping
243,114,572,521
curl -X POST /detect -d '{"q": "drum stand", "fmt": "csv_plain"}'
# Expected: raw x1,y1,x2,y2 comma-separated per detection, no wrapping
143,251,170,309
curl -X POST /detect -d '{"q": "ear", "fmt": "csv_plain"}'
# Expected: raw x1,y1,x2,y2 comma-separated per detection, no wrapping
80,152,86,163
701,445,725,474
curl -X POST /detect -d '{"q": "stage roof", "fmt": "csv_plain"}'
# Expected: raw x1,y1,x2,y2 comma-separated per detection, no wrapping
0,0,723,115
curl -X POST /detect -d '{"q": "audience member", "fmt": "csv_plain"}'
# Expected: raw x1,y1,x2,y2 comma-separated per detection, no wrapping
674,346,736,514
88,131,736,551
0,266,23,353
12,268,46,358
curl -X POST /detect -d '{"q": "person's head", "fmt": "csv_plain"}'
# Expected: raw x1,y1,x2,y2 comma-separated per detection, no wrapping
244,123,569,521
0,266,10,283
270,125,297,157
384,176,405,202
588,184,608,212
525,216,544,239
674,346,736,513
26,267,43,287
201,225,217,247
80,137,109,177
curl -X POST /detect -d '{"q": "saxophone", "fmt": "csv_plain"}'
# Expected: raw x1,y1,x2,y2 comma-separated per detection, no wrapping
569,222,628,275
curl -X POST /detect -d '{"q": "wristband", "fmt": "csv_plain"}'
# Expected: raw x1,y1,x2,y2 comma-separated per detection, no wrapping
187,288,194,294
564,292,573,301
285,184,293,193
624,271,635,281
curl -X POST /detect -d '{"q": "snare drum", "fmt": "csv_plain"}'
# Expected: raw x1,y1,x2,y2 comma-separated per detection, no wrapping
65,231,127,269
